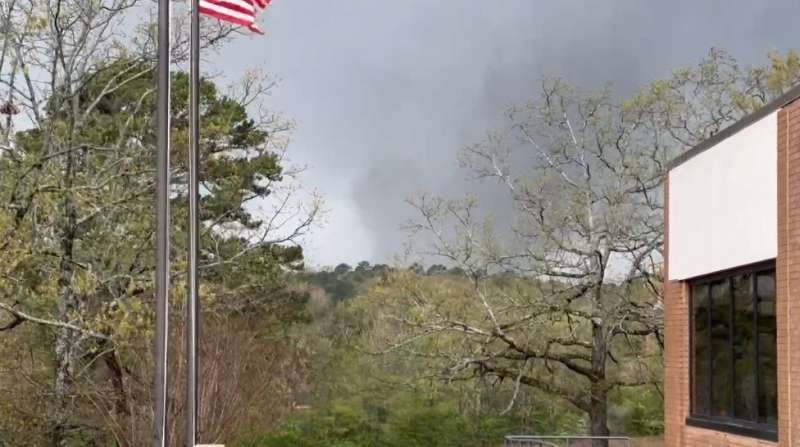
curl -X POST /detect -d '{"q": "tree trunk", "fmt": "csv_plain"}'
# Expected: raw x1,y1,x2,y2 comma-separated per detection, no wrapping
590,318,610,447
51,150,78,447
52,326,74,447
103,348,129,416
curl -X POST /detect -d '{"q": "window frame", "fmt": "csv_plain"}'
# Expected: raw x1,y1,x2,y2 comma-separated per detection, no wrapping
687,260,778,441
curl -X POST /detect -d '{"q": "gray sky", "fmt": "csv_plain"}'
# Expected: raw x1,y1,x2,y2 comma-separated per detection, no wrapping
214,0,800,267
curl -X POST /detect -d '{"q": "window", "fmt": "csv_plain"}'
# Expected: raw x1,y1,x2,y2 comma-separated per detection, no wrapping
689,262,778,440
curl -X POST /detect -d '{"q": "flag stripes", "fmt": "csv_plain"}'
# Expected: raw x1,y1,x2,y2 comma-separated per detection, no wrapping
199,0,271,33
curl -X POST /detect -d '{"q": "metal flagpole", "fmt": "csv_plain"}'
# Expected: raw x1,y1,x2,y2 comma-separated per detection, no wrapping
153,0,171,443
187,0,201,442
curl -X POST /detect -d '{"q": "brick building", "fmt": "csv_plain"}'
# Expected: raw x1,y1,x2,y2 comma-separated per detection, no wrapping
664,85,800,446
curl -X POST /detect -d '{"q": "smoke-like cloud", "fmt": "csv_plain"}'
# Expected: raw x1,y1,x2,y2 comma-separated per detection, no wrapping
217,0,799,266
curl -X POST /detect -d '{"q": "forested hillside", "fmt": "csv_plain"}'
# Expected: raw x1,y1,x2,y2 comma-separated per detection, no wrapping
245,268,664,447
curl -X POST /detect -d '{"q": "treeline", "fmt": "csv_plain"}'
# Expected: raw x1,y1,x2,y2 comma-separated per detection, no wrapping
304,261,473,302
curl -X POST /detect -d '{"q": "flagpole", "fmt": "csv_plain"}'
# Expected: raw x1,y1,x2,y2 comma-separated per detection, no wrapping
187,0,201,442
153,0,171,443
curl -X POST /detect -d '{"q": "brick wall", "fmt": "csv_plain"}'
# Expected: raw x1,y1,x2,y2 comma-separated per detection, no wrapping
663,98,800,446
663,173,688,446
662,274,688,446
777,98,800,446
682,426,778,447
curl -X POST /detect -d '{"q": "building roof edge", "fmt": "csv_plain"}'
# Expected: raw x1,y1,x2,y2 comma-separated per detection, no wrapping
668,83,800,171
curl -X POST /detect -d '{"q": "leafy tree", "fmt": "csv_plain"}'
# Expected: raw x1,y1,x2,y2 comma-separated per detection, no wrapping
372,263,390,273
0,20,318,445
426,264,448,276
611,388,664,436
305,270,358,302
305,261,393,302
335,263,353,274
355,260,371,272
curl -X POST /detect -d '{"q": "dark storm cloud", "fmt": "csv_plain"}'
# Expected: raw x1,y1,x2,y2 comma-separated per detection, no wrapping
218,0,800,266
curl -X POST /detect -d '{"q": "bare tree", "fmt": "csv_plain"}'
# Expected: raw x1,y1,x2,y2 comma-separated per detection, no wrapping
399,78,666,443
387,48,798,443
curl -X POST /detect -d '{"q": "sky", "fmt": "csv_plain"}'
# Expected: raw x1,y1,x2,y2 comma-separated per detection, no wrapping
213,0,800,267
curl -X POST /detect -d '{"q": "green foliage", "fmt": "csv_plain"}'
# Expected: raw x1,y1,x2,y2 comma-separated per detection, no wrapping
248,268,591,447
304,261,390,302
305,261,466,302
766,49,800,97
238,399,521,447
611,388,665,436
245,403,382,447
0,57,314,444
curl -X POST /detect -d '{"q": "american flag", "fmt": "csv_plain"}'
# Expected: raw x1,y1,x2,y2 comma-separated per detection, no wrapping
199,0,271,33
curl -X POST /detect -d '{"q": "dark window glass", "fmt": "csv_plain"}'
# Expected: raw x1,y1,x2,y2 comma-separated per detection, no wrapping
710,280,732,417
733,274,756,420
689,264,777,434
757,272,778,425
692,283,710,416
